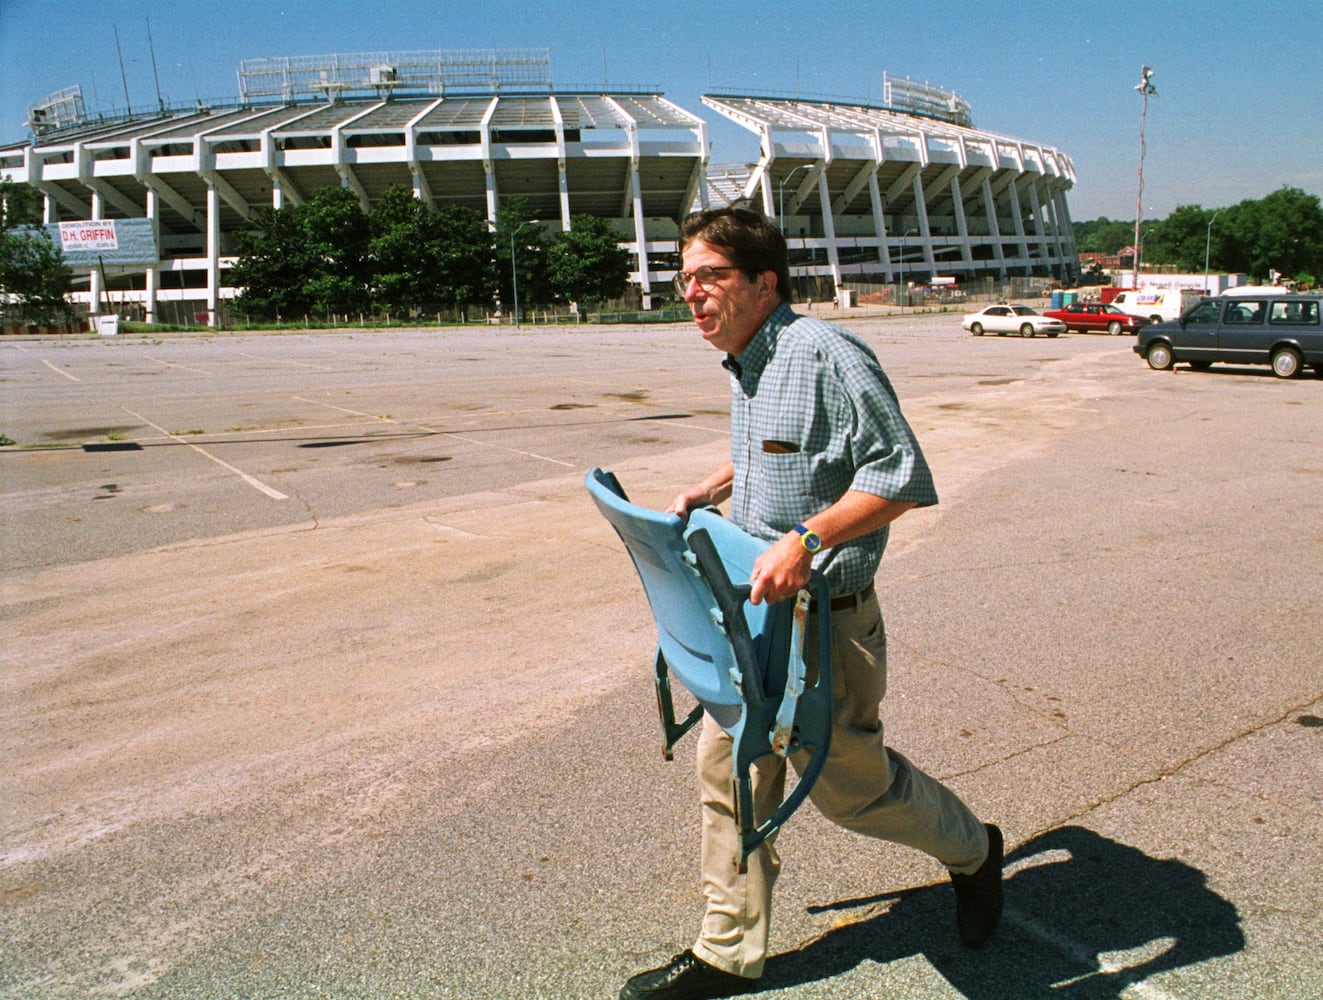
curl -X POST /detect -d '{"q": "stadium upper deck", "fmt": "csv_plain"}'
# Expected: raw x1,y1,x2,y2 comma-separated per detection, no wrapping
0,53,1077,323
704,93,1078,292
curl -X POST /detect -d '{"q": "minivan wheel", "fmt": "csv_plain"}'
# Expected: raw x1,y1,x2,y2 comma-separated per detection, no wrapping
1271,346,1302,379
1146,342,1174,371
1107,320,1123,335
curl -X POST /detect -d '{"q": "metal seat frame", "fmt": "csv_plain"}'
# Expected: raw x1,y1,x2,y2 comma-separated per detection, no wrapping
587,468,833,871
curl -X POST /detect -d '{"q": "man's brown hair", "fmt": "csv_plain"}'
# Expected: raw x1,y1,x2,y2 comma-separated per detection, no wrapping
679,207,792,304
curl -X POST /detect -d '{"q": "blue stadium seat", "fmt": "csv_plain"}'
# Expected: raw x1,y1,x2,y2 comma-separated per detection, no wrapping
586,467,833,870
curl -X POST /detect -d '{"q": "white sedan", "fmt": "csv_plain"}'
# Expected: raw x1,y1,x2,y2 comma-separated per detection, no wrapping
963,304,1066,338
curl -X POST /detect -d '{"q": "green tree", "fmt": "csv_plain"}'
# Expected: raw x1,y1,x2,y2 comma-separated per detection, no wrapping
230,205,318,318
230,186,372,319
1221,187,1323,283
545,215,631,307
1074,217,1136,255
369,186,492,317
1,176,42,230
1142,204,1214,271
427,203,494,317
0,177,73,325
368,185,430,313
299,186,372,315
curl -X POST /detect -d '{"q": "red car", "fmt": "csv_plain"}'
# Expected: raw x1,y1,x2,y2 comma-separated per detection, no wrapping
1043,301,1152,335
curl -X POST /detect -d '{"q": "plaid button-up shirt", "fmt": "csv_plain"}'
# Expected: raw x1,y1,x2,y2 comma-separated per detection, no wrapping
727,303,938,596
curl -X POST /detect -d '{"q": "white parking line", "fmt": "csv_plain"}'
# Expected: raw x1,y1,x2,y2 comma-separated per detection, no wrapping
292,395,575,468
41,359,81,382
147,356,213,375
122,408,288,501
1003,850,1181,1000
238,351,334,371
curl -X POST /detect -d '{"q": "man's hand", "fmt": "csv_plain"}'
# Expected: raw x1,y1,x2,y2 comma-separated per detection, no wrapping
749,532,813,605
664,485,713,520
665,462,734,521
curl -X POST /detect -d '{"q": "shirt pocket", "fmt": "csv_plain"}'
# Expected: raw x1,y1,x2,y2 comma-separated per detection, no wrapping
749,448,818,532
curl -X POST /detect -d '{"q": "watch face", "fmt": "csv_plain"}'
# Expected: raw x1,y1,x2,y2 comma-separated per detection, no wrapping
802,531,822,553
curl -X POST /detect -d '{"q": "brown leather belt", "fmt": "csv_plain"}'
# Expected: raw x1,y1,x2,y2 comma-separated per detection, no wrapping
814,580,875,612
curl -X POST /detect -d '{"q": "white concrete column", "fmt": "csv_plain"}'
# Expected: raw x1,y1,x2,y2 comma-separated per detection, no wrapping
951,175,973,268
557,160,571,232
206,182,220,327
868,172,891,278
484,162,498,225
89,190,104,314
981,176,1006,279
629,160,651,304
816,171,842,291
911,173,936,275
1029,180,1051,265
759,170,776,218
145,187,160,324
1006,181,1030,271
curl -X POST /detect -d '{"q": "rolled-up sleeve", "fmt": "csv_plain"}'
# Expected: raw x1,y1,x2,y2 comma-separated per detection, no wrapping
840,358,938,507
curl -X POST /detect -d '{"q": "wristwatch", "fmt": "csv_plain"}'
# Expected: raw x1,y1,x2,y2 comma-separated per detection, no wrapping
792,524,823,554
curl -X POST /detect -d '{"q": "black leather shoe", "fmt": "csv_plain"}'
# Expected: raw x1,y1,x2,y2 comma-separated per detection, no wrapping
619,950,753,999
950,822,1004,948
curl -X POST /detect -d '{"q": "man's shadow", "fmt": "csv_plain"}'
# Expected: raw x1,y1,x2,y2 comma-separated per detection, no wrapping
760,826,1244,998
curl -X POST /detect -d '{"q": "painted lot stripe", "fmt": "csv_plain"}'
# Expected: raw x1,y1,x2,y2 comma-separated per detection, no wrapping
238,351,334,371
41,359,81,382
147,356,213,375
292,395,575,468
122,408,288,501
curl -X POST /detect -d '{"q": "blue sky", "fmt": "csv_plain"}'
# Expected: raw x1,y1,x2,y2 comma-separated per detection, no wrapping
2,0,1320,221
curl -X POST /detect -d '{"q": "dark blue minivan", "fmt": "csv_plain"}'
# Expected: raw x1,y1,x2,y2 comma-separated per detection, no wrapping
1135,293,1322,378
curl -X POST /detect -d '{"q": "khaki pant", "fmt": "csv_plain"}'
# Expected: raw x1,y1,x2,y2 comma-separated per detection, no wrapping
691,591,988,979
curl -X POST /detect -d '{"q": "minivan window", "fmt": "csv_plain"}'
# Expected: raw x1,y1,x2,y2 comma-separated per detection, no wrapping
1223,300,1266,324
1185,300,1221,323
1269,300,1319,325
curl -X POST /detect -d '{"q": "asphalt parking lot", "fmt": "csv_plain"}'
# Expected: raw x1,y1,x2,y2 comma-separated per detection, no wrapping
2,315,1321,998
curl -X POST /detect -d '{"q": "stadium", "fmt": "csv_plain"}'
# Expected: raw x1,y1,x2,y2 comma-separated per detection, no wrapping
0,49,1079,325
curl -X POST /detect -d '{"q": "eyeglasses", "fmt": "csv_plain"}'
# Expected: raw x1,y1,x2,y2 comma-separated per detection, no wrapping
672,265,742,296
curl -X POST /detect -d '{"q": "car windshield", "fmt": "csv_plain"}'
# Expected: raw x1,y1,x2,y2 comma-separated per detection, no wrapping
1101,305,1123,314
1010,306,1038,316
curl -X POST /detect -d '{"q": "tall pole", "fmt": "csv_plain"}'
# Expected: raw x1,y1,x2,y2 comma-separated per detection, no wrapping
1133,66,1156,290
776,163,813,233
510,221,532,329
898,229,916,313
1203,208,1222,295
113,25,132,113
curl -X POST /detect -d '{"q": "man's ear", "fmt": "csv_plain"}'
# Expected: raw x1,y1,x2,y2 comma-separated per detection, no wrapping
757,270,778,301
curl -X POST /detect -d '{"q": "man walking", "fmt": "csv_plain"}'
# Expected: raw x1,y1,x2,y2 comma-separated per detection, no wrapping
620,208,1003,999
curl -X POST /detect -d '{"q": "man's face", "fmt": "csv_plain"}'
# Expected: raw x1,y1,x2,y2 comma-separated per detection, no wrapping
679,239,778,356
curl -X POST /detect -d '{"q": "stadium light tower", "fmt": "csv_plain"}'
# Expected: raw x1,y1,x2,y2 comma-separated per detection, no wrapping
1132,65,1157,290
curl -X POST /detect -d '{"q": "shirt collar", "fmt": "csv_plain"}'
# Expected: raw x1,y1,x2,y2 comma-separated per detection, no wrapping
726,301,795,383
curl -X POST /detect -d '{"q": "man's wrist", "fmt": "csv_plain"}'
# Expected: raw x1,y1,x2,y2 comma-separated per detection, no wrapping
791,523,823,554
